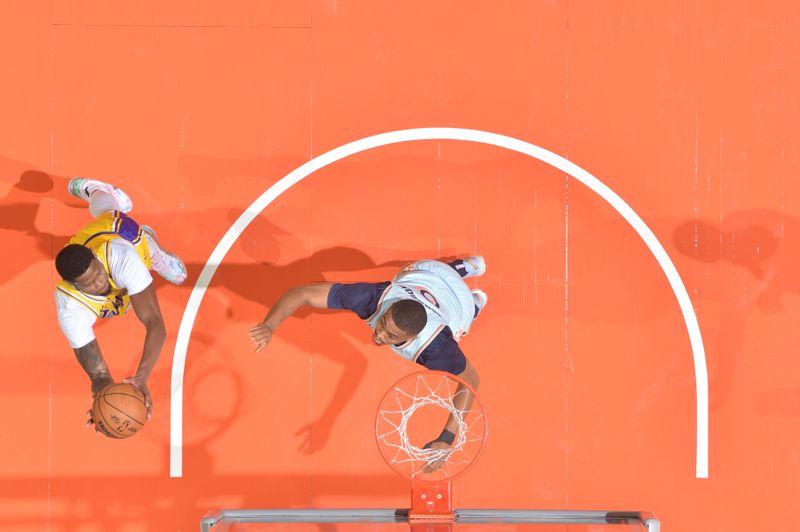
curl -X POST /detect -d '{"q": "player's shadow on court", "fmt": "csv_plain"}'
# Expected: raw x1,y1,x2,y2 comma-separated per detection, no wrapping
673,211,800,411
176,246,411,456
673,212,799,309
0,161,83,284
148,203,448,457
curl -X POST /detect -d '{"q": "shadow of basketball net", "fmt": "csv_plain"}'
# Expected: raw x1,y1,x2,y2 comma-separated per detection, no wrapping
201,371,660,532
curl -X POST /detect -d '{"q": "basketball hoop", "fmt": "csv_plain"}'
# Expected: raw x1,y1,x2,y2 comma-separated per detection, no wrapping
201,370,660,532
375,371,488,523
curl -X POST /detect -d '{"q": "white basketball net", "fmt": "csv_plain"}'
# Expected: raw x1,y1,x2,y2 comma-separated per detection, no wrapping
376,372,486,479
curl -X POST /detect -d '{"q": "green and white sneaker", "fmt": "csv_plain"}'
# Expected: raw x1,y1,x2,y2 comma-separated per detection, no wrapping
68,177,133,213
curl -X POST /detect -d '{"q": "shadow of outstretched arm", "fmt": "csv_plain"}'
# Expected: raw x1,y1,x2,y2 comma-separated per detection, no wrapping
294,330,368,455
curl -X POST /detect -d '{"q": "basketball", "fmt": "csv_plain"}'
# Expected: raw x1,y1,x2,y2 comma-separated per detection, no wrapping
91,383,147,439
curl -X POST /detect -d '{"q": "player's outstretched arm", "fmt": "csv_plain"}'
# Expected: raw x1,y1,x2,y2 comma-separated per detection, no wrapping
438,358,480,435
448,358,480,429
73,339,114,397
422,359,481,473
249,283,333,353
127,283,167,418
74,339,117,435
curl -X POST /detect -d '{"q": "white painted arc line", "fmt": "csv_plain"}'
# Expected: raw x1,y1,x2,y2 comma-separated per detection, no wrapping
170,127,709,479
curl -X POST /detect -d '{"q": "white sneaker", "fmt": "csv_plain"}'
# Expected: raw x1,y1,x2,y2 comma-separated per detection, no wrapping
141,225,187,285
68,177,133,213
472,289,488,315
461,256,486,278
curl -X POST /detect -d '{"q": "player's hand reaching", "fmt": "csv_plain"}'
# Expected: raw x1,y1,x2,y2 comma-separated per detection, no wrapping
249,322,274,353
422,440,452,473
421,428,456,473
85,408,114,437
123,375,153,420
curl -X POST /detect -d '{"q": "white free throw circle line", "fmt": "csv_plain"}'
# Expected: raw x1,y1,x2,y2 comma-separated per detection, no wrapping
169,127,709,479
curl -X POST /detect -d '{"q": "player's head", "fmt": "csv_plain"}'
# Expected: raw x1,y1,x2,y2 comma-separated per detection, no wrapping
373,299,427,346
55,244,111,295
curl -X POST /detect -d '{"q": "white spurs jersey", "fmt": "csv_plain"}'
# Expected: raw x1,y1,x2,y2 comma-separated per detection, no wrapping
366,260,475,362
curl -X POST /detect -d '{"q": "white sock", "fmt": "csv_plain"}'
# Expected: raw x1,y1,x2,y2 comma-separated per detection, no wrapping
89,191,122,218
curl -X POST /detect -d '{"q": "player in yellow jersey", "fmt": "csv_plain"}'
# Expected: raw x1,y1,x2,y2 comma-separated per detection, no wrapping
54,178,187,432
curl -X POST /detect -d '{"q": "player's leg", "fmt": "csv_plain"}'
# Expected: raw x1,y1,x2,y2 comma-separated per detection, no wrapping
67,177,133,217
447,256,486,279
444,256,488,318
140,225,188,285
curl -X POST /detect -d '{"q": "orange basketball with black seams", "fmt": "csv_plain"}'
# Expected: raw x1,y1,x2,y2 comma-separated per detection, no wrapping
91,383,147,439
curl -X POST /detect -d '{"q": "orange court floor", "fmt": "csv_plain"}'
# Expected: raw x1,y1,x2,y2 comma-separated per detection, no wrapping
2,1,800,531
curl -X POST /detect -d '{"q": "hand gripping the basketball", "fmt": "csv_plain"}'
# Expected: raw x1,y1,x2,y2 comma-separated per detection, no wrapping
123,375,153,420
86,376,115,436
84,376,152,437
86,409,113,437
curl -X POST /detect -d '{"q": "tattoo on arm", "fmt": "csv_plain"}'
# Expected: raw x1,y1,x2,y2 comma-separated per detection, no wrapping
73,340,111,380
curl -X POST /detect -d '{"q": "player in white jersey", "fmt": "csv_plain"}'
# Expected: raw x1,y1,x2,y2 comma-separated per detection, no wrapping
54,178,187,432
248,257,488,466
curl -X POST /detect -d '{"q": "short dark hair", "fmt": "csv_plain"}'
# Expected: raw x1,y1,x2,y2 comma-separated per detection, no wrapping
55,244,95,282
389,299,427,336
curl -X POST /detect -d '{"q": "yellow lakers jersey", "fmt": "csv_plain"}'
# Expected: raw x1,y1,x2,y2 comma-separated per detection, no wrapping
56,211,152,319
